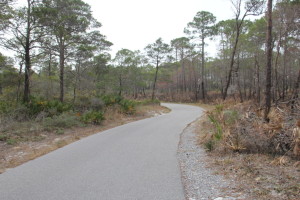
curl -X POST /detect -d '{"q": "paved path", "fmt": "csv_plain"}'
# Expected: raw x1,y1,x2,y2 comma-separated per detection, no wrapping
0,103,203,200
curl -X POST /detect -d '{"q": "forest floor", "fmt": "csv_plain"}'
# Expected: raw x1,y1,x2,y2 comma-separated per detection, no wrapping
193,102,300,200
0,104,170,174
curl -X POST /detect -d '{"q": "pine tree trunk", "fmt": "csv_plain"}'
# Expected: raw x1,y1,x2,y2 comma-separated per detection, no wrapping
23,0,31,103
223,24,240,100
201,37,206,101
151,60,159,100
59,39,65,102
264,0,273,122
291,68,300,112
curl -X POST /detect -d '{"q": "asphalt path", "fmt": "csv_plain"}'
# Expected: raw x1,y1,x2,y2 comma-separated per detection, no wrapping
0,103,203,200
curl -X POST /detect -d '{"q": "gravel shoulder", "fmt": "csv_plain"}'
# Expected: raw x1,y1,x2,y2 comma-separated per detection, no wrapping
178,119,247,200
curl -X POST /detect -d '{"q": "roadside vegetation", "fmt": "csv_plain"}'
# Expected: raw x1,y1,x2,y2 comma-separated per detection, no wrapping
0,96,165,172
0,95,160,145
197,98,299,199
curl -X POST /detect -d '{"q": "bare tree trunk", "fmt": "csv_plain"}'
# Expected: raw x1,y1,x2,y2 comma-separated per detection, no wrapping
201,36,206,101
264,0,273,122
282,44,288,100
291,67,300,112
46,52,53,100
119,74,122,96
73,62,80,104
255,56,261,104
181,58,186,92
236,53,243,103
59,38,65,102
223,0,254,100
223,22,241,100
23,0,31,103
274,34,282,102
17,62,23,102
151,61,159,100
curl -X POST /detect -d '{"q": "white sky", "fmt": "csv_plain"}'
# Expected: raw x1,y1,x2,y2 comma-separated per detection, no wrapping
83,0,236,57
1,0,242,58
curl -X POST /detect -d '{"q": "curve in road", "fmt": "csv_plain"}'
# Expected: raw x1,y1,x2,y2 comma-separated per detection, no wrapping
0,103,203,200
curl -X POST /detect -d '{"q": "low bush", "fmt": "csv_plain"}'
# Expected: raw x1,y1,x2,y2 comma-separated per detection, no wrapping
80,110,104,124
207,113,223,140
101,95,123,106
204,139,215,152
6,138,17,145
119,99,136,114
0,100,14,114
43,112,82,131
26,97,72,117
136,99,160,106
223,109,239,125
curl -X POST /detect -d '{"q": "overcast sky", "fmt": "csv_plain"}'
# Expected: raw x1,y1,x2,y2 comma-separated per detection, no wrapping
83,0,236,57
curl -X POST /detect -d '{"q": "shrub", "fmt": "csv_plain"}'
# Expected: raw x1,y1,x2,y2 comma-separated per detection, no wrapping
101,95,123,106
215,104,224,114
208,114,223,140
45,100,72,114
26,97,72,117
80,110,104,124
6,138,17,145
223,110,239,125
55,129,65,135
204,139,215,151
43,112,81,130
119,99,136,114
0,100,14,114
137,99,160,106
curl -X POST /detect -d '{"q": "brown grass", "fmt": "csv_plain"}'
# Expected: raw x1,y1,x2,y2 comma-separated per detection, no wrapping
195,101,300,199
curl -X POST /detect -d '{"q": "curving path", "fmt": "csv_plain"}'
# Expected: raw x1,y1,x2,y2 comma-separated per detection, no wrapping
0,103,203,200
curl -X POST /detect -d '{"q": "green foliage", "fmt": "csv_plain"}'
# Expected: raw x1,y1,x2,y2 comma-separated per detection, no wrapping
55,129,65,135
101,95,137,114
185,11,216,39
6,138,17,145
43,112,81,130
208,114,223,140
0,134,18,145
136,99,160,106
215,104,224,114
204,140,215,151
223,110,239,125
101,95,123,106
26,97,72,117
119,99,136,114
0,100,14,114
80,110,104,124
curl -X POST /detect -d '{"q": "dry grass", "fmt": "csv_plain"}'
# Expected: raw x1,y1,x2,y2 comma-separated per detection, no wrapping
195,100,300,199
0,104,169,173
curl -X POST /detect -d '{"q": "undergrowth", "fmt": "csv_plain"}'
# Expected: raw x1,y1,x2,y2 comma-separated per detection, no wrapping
201,101,299,157
0,95,160,145
198,99,300,199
